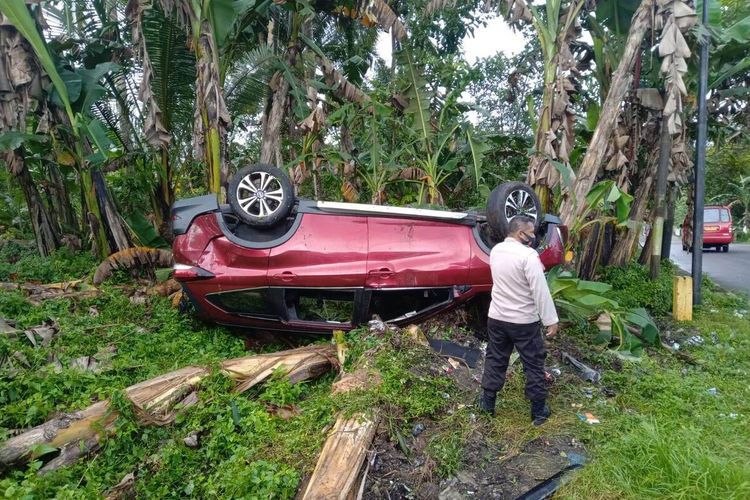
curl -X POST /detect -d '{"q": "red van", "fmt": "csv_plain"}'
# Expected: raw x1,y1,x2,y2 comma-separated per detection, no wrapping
682,205,734,253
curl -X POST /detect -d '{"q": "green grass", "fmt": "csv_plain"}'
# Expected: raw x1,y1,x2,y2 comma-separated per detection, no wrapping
559,290,750,499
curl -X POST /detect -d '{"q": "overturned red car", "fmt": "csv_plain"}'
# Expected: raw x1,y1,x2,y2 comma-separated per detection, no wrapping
172,164,568,334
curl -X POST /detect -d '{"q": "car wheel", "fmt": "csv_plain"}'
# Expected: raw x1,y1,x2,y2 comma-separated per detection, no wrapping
228,164,294,227
487,182,542,237
682,244,687,251
723,245,729,253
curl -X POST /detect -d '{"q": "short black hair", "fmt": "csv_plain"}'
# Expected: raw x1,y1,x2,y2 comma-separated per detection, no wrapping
508,216,535,235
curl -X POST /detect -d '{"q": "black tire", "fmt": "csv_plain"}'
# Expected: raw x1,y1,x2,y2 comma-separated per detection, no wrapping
228,164,294,227
723,245,729,253
682,244,687,251
487,182,542,237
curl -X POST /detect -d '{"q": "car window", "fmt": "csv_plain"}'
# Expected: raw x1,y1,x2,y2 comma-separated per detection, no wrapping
721,209,731,222
286,289,355,324
206,288,277,319
704,208,720,223
369,288,452,322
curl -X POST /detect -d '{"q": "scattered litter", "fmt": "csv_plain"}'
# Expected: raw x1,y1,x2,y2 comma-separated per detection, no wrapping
582,388,593,399
442,392,450,399
577,412,600,425
710,332,720,345
446,358,461,371
412,423,425,437
719,413,739,419
88,306,99,317
601,387,616,397
687,335,705,347
562,352,601,383
129,294,147,306
428,338,481,368
550,367,562,377
670,342,681,351
183,432,199,448
710,308,719,313
734,309,748,318
368,319,387,334
571,403,583,409
707,388,718,396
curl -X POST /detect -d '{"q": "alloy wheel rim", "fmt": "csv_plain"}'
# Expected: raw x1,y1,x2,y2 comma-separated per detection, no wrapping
504,189,538,221
236,171,284,218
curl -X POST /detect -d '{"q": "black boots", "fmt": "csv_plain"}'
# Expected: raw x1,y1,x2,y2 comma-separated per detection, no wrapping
531,399,551,426
477,389,497,416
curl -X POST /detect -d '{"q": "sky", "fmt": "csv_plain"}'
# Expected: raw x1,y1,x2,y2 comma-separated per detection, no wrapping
375,15,527,66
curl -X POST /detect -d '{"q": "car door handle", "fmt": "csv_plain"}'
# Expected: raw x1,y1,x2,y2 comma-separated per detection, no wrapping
368,267,394,278
273,271,296,282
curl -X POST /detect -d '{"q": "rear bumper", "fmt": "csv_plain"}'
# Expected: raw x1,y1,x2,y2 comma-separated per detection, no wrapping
702,233,733,245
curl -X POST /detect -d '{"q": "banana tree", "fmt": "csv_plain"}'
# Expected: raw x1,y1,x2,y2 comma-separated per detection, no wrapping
126,0,236,200
1,1,133,259
0,15,60,256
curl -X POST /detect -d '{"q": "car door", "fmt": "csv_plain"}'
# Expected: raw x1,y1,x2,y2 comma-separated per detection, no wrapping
366,216,471,288
268,213,368,287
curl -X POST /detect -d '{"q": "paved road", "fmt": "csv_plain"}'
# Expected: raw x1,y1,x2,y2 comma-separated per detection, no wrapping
669,237,750,295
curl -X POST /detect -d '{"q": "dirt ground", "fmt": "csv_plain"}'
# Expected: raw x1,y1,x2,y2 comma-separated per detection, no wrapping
362,315,591,500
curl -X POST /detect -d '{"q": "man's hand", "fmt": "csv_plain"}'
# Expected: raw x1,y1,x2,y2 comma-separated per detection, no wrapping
545,323,559,338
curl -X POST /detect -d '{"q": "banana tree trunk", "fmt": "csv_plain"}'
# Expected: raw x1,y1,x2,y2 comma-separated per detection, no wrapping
559,0,654,227
608,152,657,266
150,147,173,240
194,20,230,201
79,165,131,260
48,163,78,234
6,150,60,256
0,344,337,470
527,61,557,214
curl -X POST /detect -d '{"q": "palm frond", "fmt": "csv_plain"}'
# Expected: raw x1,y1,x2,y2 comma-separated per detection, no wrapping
143,6,195,131
225,45,278,117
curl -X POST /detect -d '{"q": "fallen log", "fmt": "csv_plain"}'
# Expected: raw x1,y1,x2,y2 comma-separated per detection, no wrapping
0,344,337,470
302,364,381,499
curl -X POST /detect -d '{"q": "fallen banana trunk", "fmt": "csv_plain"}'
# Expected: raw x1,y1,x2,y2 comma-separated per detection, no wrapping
302,365,381,499
0,344,337,470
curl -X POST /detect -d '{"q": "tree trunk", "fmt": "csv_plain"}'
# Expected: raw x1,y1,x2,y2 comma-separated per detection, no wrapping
559,0,654,227
0,345,337,470
650,118,671,278
661,186,676,260
48,163,78,235
194,20,231,201
608,152,657,266
151,148,173,241
7,151,60,256
79,165,130,260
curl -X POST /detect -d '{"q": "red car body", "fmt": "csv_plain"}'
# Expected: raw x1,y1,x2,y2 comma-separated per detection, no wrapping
682,205,733,252
172,196,567,334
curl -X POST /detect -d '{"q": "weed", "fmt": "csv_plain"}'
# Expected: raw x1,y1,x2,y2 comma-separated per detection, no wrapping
0,244,96,283
597,261,675,316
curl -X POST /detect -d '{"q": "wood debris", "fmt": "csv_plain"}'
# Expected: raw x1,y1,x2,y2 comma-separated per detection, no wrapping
0,344,338,470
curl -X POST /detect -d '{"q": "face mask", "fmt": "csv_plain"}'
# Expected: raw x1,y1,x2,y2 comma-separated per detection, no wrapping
519,232,536,247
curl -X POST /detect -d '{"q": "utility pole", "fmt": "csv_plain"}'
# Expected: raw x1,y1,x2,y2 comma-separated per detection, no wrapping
692,0,709,304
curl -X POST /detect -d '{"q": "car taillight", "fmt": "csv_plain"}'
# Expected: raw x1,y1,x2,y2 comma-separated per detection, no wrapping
173,263,215,282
